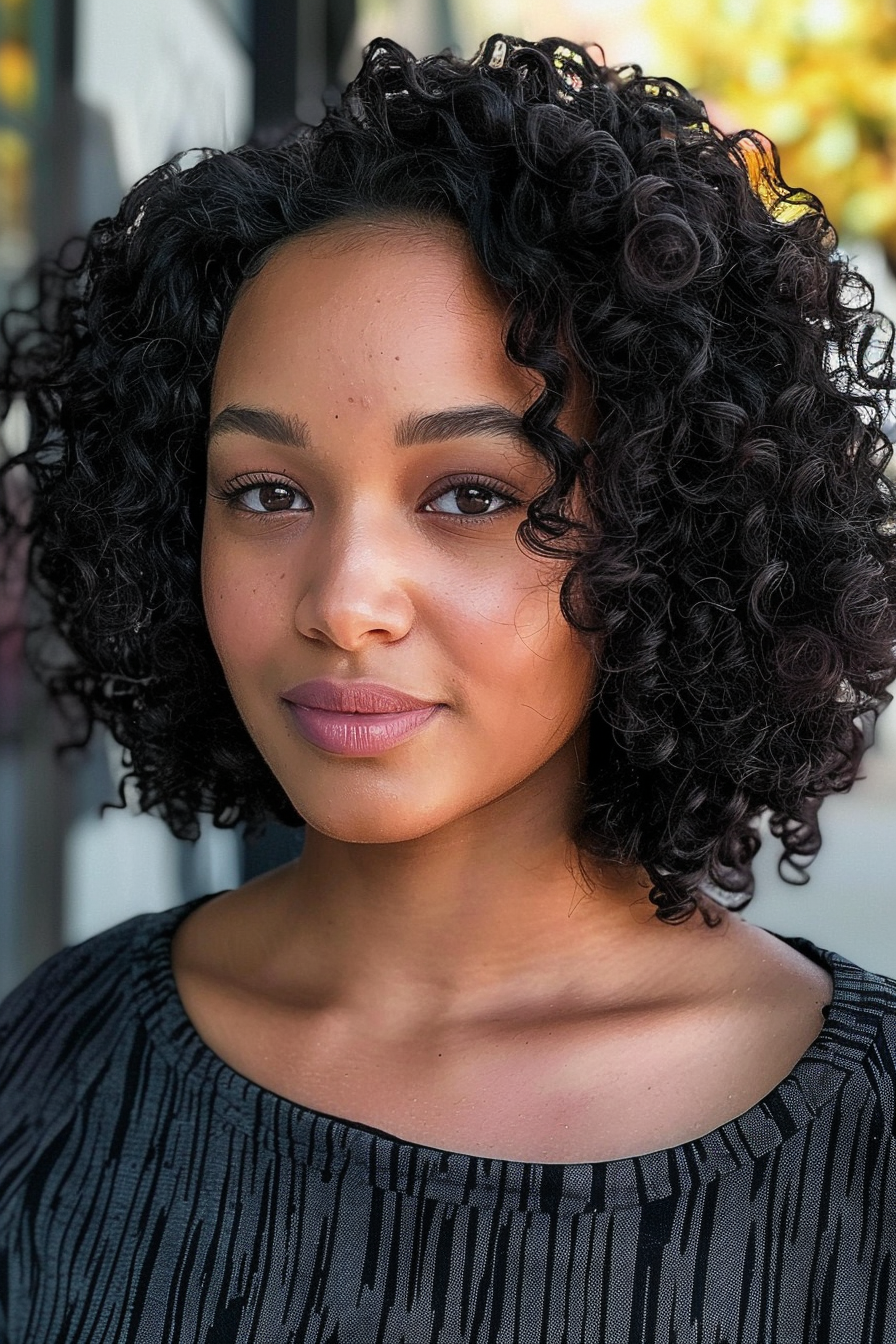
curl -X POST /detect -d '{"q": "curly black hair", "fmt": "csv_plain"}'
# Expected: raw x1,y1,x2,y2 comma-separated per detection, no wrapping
2,33,895,926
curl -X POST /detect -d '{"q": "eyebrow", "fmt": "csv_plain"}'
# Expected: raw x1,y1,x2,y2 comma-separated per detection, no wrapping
207,403,532,450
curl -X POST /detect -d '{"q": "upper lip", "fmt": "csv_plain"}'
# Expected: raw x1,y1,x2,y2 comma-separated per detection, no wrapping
282,679,442,714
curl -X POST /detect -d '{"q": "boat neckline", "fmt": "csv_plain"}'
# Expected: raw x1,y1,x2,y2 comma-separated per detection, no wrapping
128,889,888,1215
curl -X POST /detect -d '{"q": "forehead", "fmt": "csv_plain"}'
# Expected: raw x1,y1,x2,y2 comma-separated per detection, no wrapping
211,218,542,412
224,218,506,339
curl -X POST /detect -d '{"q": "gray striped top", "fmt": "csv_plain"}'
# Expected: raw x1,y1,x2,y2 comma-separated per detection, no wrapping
1,888,895,1343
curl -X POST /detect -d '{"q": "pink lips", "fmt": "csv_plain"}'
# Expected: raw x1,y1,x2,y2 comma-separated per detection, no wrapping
281,679,444,756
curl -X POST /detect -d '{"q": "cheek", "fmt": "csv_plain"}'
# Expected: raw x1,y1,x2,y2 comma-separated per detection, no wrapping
452,566,594,721
200,530,288,678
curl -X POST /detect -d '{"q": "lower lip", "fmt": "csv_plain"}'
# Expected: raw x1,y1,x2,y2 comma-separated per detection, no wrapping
285,703,443,755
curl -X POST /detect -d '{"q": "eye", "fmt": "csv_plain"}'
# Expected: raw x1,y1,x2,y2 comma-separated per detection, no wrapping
212,474,309,513
423,476,523,520
209,472,524,520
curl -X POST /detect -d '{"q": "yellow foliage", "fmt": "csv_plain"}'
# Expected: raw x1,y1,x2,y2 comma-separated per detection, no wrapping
645,0,896,253
0,37,35,111
0,126,30,233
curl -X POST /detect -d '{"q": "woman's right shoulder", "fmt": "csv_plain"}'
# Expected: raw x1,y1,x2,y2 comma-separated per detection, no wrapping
0,907,173,1210
0,909,152,1045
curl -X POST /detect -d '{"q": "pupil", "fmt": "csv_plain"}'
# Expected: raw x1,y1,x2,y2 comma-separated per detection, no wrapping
459,485,491,514
259,484,292,510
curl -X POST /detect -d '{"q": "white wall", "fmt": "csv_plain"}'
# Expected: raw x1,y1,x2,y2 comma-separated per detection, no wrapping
75,0,252,191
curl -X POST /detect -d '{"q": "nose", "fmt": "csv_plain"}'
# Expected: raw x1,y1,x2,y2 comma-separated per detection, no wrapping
292,509,417,650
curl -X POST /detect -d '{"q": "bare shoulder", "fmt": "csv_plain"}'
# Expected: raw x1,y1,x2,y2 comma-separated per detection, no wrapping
169,890,838,1164
706,913,834,1014
171,868,298,982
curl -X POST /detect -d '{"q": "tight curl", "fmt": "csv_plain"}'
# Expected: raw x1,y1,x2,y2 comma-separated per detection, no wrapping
2,34,896,926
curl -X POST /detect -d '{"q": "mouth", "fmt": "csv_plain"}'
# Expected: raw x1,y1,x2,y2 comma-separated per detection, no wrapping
283,702,443,756
281,678,441,714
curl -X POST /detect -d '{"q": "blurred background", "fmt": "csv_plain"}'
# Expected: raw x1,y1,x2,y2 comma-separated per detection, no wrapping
0,0,895,998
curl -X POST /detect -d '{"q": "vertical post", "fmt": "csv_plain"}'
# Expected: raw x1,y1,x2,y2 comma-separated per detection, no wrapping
295,0,326,126
252,0,299,136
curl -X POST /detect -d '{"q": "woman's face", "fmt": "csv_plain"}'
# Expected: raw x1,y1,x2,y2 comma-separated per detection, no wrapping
203,219,597,844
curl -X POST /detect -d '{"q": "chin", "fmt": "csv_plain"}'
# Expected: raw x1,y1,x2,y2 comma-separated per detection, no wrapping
287,798,461,847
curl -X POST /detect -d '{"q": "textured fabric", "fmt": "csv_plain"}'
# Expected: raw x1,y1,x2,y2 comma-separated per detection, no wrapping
1,889,895,1344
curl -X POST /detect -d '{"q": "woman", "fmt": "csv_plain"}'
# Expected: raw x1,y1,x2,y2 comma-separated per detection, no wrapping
1,32,895,1343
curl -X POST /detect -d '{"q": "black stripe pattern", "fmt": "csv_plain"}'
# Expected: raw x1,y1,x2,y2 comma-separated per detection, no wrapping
1,889,895,1343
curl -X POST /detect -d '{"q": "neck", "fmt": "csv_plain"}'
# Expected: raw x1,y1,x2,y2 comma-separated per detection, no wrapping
239,757,724,1040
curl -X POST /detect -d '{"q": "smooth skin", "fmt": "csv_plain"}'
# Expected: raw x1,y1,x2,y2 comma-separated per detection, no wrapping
172,217,833,1163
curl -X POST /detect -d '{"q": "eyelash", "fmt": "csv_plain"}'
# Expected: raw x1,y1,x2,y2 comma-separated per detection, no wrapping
210,472,525,522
